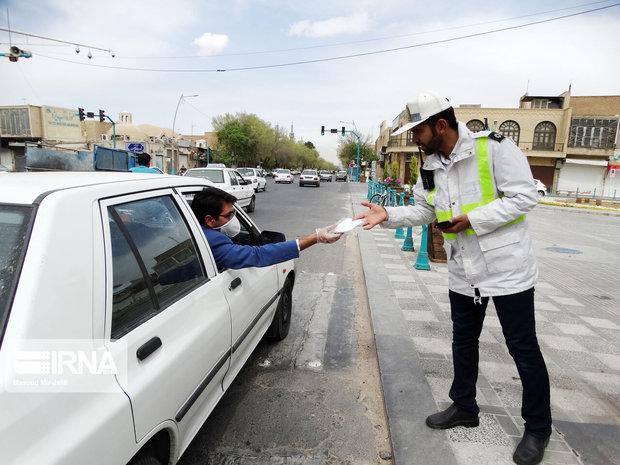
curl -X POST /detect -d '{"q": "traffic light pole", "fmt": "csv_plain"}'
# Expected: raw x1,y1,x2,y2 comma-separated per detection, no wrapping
320,126,361,182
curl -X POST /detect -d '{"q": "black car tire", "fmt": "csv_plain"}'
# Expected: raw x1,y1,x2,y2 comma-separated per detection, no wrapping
246,195,256,212
266,279,292,341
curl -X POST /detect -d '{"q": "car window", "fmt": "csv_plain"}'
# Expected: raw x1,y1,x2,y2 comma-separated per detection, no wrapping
0,205,35,346
185,169,224,183
233,171,246,185
230,209,260,247
237,168,253,176
227,170,238,186
108,195,206,339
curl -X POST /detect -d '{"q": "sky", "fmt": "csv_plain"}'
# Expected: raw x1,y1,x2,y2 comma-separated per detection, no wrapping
1,0,619,165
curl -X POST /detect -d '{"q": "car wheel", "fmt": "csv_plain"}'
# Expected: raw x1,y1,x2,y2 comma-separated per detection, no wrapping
262,184,267,192
246,195,256,212
538,190,545,197
266,279,292,341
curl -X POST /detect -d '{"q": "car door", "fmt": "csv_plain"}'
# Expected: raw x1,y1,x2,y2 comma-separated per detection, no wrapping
231,169,253,204
220,208,280,390
101,191,232,443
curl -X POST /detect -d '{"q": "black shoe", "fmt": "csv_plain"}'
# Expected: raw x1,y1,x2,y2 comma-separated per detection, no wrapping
425,404,479,429
513,432,550,465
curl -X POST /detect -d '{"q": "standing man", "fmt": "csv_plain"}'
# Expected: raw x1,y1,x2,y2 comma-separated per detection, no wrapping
130,153,160,173
191,186,342,270
354,91,552,465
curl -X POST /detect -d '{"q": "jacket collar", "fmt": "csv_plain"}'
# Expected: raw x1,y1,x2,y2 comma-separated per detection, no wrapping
422,121,475,170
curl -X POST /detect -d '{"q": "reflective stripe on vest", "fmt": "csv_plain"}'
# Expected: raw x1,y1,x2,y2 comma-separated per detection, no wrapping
427,137,525,240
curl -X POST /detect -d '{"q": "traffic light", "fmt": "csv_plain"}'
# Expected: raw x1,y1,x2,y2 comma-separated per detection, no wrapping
99,109,105,122
321,125,325,136
78,108,85,121
341,126,345,136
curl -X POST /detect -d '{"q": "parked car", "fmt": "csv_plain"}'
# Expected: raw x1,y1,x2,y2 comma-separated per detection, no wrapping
236,167,267,192
299,169,320,187
318,170,332,182
273,169,293,184
0,172,295,465
534,179,547,197
335,170,348,182
184,167,256,212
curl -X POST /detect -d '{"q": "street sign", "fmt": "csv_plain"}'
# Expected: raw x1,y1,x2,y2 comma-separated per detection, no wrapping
126,142,146,153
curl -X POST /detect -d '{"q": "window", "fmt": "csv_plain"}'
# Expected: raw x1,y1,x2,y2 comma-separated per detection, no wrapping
466,119,485,133
533,122,556,151
227,170,238,185
532,99,549,109
108,195,206,339
498,120,520,144
406,129,414,144
568,118,617,149
232,171,246,185
0,205,35,344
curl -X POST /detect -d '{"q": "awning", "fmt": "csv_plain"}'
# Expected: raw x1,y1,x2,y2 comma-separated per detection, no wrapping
564,159,608,166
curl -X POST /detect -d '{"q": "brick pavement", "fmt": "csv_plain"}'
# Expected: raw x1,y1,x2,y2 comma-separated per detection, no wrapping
349,183,620,465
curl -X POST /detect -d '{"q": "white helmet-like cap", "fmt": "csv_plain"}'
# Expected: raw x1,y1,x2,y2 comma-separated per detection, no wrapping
392,90,452,136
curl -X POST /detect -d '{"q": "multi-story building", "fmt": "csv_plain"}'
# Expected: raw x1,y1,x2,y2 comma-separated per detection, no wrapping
377,90,619,197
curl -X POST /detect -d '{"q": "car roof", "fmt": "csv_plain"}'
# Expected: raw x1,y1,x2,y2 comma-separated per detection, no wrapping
0,172,211,205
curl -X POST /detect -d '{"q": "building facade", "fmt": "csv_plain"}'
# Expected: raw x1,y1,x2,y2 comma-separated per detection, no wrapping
377,90,620,197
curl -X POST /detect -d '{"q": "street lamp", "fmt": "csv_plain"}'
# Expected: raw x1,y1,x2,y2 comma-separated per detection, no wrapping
171,94,198,174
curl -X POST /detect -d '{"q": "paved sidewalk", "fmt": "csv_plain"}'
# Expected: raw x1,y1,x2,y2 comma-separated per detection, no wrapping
348,183,620,465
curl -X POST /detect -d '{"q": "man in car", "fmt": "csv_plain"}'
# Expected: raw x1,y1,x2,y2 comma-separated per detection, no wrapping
191,186,342,270
130,153,160,173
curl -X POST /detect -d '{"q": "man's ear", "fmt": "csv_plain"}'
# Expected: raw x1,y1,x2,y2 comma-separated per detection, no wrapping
435,118,449,134
205,215,217,228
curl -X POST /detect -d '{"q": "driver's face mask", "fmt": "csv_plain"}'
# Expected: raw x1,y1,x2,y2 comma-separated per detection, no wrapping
218,216,240,238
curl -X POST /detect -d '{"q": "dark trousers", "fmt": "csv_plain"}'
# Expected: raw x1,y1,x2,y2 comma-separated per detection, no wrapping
448,287,552,438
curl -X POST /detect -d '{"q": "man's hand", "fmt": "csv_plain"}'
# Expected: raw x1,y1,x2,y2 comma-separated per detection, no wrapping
438,214,471,234
353,202,387,230
315,224,343,244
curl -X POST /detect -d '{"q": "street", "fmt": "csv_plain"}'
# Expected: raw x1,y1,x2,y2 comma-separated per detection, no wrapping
179,179,620,465
178,177,393,465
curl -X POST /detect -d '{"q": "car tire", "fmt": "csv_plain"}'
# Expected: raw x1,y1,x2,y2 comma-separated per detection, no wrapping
266,279,292,341
262,184,267,192
128,454,162,465
246,195,256,212
538,190,545,197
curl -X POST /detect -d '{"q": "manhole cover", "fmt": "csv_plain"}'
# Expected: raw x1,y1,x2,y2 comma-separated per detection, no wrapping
545,247,582,254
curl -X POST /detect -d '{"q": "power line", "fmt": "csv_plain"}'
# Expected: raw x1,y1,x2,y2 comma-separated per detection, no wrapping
115,0,619,60
36,3,619,73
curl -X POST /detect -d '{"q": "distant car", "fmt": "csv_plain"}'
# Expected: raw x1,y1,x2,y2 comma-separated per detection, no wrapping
335,170,348,182
237,167,267,192
0,172,294,465
299,169,320,187
318,170,332,182
185,167,256,212
274,169,293,184
534,179,547,197
290,169,301,176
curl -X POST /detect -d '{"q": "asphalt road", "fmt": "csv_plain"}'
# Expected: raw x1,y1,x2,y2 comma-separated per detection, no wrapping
178,177,392,465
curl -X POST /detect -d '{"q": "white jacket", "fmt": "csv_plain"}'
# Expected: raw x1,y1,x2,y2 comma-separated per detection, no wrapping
383,122,539,297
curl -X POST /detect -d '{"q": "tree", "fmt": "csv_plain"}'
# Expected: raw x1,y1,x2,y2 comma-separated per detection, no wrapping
337,133,378,169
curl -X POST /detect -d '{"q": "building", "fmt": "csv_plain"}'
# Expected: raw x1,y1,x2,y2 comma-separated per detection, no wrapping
377,90,620,197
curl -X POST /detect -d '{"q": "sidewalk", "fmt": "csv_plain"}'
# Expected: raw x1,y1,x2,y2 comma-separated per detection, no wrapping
348,183,620,465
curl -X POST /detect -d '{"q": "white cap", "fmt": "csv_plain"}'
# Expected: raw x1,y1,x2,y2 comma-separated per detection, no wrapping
391,90,452,136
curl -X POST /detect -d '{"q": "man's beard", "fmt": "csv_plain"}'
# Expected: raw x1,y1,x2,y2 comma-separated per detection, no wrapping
420,126,443,156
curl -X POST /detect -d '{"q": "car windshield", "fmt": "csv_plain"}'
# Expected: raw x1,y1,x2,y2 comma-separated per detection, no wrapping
302,170,317,175
184,169,225,183
0,205,35,345
237,168,254,176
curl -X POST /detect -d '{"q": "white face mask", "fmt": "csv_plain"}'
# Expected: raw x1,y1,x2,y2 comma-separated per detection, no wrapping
218,216,240,238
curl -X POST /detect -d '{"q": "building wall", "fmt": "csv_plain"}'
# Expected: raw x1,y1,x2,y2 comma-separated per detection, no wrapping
570,96,620,116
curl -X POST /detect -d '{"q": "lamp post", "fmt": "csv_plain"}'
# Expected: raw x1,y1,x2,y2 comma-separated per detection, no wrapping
171,94,198,174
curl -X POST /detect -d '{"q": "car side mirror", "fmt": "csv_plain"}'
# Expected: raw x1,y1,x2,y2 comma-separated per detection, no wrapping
260,230,286,244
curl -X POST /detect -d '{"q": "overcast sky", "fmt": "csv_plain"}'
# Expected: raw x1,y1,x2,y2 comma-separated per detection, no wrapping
1,0,619,165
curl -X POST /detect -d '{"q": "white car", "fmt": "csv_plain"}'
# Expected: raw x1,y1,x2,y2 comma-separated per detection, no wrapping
184,167,256,212
273,169,293,184
534,179,547,197
237,167,267,192
0,172,295,465
299,169,320,187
